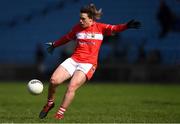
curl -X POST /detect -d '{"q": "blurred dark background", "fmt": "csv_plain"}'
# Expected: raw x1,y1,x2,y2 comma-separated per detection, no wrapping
0,0,180,83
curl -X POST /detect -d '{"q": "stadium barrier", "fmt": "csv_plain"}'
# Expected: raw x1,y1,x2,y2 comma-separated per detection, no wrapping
1,63,179,83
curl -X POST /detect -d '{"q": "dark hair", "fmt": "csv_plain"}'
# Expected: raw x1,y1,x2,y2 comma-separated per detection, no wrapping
80,3,102,20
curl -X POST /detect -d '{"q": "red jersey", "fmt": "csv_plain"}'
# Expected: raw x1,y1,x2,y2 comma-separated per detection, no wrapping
54,22,127,65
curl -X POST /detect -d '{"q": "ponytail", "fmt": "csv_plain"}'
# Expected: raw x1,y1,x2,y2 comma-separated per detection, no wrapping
80,3,103,20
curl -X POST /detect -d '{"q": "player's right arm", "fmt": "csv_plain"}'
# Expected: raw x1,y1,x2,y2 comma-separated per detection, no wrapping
45,25,77,54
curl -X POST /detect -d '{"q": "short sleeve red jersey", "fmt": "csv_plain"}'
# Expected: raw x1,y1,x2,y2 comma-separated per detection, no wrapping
54,22,127,65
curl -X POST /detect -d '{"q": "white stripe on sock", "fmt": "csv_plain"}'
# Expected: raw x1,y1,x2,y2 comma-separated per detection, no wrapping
57,107,66,115
58,111,64,115
60,107,66,112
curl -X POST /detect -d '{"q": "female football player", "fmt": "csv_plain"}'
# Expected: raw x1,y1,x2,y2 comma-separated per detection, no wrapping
39,3,141,119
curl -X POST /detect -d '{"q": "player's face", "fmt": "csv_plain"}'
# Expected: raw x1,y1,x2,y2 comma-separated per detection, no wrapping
79,13,93,28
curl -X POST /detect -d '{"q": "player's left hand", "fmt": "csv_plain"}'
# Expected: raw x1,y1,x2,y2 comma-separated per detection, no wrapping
127,19,141,29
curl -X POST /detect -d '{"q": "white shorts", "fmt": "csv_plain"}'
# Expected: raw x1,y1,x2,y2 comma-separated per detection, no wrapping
61,58,96,80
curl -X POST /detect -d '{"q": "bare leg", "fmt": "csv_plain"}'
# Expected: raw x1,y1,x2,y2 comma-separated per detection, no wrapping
60,70,86,109
39,65,71,119
48,65,71,101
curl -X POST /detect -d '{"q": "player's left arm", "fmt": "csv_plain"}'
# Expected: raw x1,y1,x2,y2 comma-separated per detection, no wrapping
102,19,141,35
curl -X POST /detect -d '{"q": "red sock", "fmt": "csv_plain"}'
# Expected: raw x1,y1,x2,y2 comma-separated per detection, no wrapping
47,99,54,106
57,106,66,115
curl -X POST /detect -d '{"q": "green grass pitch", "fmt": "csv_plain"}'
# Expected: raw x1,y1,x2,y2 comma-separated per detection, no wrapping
0,81,180,123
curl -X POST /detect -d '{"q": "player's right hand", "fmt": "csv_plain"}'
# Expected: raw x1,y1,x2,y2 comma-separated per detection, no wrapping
45,42,55,54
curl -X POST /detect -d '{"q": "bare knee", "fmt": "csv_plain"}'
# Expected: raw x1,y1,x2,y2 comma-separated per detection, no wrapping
67,84,77,93
50,77,60,86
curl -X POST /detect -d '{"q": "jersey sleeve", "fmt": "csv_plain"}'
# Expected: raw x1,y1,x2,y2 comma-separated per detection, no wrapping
100,23,128,36
53,25,77,47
